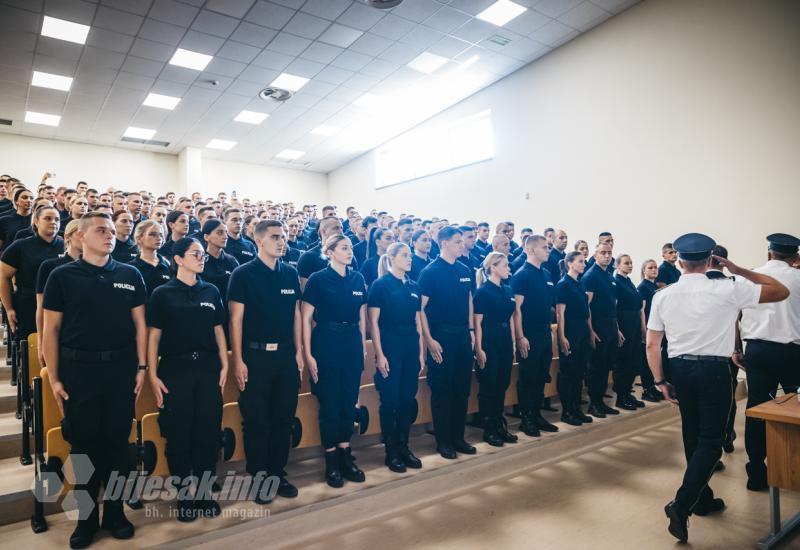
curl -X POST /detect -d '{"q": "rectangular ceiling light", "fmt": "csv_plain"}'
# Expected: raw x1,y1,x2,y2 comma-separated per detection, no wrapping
169,48,213,71
234,110,269,124
477,0,527,27
25,111,61,127
407,52,450,74
143,92,181,110
206,138,237,150
123,126,156,140
31,70,74,92
41,15,90,45
311,124,338,137
270,73,309,92
276,149,305,160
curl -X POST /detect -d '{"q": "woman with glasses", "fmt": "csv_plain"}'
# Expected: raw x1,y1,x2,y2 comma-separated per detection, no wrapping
111,210,138,262
201,219,239,308
147,237,228,522
130,220,171,298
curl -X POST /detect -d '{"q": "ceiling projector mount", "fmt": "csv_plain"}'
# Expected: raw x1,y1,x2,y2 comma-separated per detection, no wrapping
259,87,292,101
366,0,404,8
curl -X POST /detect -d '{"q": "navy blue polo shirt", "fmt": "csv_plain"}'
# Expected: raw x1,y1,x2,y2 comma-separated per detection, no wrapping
228,257,301,344
282,246,300,269
417,256,473,327
147,278,225,357
367,273,421,328
510,261,554,325
615,274,643,314
510,252,527,274
36,254,76,294
111,238,138,263
581,263,617,319
0,213,31,248
303,266,367,324
474,280,515,324
352,240,367,267
555,275,590,320
225,235,256,265
287,238,307,251
656,261,681,286
42,257,146,350
129,255,172,298
429,240,440,260
544,248,566,284
409,254,430,281
360,255,380,288
202,250,239,304
1,234,64,297
636,279,658,321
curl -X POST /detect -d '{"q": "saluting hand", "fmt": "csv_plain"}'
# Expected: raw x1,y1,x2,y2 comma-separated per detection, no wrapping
235,360,248,391
517,336,530,359
376,354,390,378
50,380,69,416
427,338,443,364
151,377,168,408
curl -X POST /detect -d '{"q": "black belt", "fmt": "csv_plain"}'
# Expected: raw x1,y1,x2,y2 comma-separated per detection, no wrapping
246,341,292,351
316,321,358,332
60,346,133,363
162,350,218,361
673,354,729,363
379,323,417,332
432,324,469,334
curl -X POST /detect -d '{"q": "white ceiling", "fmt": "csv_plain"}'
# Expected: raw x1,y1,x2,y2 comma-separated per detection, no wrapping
0,0,640,173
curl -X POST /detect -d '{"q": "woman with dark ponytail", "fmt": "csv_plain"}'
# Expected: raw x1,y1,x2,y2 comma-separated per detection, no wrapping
409,229,432,281
360,227,394,288
367,242,424,472
473,252,518,446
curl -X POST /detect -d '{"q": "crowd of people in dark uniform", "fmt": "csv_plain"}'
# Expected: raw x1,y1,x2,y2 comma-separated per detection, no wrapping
0,172,796,549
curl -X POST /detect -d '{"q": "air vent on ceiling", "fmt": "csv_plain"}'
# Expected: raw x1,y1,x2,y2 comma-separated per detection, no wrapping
366,0,404,8
0,118,12,126
259,87,292,101
487,35,512,46
121,137,170,147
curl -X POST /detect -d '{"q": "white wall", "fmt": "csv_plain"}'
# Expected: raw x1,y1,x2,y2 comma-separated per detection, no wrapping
328,0,800,273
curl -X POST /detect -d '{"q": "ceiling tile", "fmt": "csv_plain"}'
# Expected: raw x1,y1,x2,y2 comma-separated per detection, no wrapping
348,32,394,56
191,10,240,38
195,73,234,91
93,5,144,35
44,0,97,25
246,1,296,30
318,24,363,48
529,19,576,46
150,79,191,96
82,47,127,70
300,41,344,64
421,6,471,34
36,37,84,62
503,8,551,35
336,2,386,31
137,18,185,46
70,75,114,96
268,32,312,56
535,0,584,18
399,25,445,49
298,79,337,97
239,63,283,83
427,35,472,58
159,64,200,84
120,55,164,77
229,22,278,48
330,50,373,72
227,77,270,97
559,1,609,30
300,0,351,21
0,6,40,33
75,64,119,85
451,17,497,44
370,14,416,40
377,42,424,66
283,57,326,79
129,38,175,62
149,0,200,27
86,27,135,54
270,0,304,9
343,73,381,92
390,0,442,23
448,0,496,16
179,30,225,55
501,36,548,60
100,0,154,17
359,58,399,79
217,40,261,63
204,0,256,19
283,12,331,40
114,71,156,91
315,65,355,86
250,49,294,71
0,81,30,101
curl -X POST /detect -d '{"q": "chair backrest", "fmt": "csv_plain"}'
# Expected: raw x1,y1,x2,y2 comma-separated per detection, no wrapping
27,334,41,384
38,367,64,433
136,377,159,419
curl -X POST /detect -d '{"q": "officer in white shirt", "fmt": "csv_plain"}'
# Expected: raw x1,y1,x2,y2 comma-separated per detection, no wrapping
739,233,800,491
645,233,789,544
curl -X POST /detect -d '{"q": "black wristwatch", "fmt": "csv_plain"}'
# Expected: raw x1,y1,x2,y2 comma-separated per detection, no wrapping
654,380,667,386
137,364,149,372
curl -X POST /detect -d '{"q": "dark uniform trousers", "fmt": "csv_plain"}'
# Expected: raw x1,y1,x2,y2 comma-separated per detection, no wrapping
671,358,732,514
744,340,800,483
639,344,656,390
558,325,590,415
427,326,473,448
613,311,641,396
477,322,513,421
239,346,300,476
588,317,618,403
60,355,136,509
374,326,420,448
516,324,552,415
723,359,738,448
158,357,222,487
310,324,363,450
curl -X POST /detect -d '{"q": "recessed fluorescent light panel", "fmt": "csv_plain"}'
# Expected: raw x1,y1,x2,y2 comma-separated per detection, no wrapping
25,111,61,127
143,93,181,110
206,139,237,151
169,48,213,71
407,52,449,74
311,124,338,137
276,149,305,160
41,16,90,45
123,127,156,140
234,110,269,124
31,70,73,92
270,73,309,92
477,0,527,27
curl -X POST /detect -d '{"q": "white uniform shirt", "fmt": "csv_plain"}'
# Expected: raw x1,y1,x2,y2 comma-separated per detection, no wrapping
648,273,760,357
740,260,800,345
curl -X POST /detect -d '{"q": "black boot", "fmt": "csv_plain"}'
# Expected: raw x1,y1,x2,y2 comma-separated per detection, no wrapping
398,431,422,469
519,413,541,437
100,499,134,539
483,418,504,447
339,447,366,482
573,406,593,423
497,415,518,443
176,495,197,522
533,412,559,433
324,450,343,488
588,403,606,419
70,503,99,549
560,410,583,426
385,442,407,473
541,397,558,412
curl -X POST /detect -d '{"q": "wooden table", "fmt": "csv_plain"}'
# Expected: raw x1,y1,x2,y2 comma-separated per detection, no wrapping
746,394,800,549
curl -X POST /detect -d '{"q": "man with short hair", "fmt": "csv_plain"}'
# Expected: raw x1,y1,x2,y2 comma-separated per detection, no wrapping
397,218,414,247
656,242,681,288
55,186,68,219
544,229,568,284
285,217,306,251
126,192,144,226
85,189,99,210
475,222,490,252
224,208,257,265
111,194,126,214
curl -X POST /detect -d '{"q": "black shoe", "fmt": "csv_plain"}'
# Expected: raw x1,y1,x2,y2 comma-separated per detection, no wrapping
588,404,606,419
454,441,477,454
599,403,620,415
338,447,366,482
437,445,457,459
747,478,768,491
194,498,221,519
176,498,197,522
714,460,725,472
540,398,559,413
101,502,135,538
561,413,583,426
324,450,343,488
533,414,559,433
483,427,504,447
399,446,422,469
664,501,688,543
630,396,645,408
70,520,98,549
693,498,725,516
385,451,408,472
723,441,734,453
642,388,661,402
277,476,299,498
574,409,593,423
519,414,541,436
496,418,518,443
615,398,637,411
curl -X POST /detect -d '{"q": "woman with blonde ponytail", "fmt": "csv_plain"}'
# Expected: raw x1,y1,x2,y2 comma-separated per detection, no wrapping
368,242,424,472
473,252,518,446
